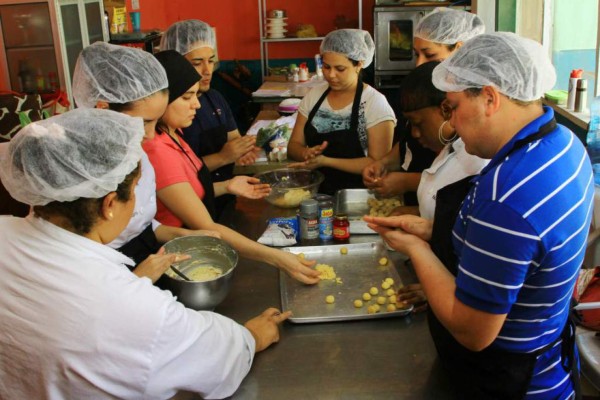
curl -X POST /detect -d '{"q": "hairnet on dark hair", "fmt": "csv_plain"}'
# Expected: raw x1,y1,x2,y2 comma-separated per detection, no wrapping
399,61,445,113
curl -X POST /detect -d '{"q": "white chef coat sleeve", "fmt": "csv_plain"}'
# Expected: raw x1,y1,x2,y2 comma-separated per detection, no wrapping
144,300,256,399
151,218,160,232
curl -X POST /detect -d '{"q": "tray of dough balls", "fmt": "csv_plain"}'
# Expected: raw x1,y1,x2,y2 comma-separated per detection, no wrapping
335,189,403,234
280,241,413,323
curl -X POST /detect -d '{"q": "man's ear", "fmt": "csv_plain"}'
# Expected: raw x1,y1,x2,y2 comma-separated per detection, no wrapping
481,86,501,116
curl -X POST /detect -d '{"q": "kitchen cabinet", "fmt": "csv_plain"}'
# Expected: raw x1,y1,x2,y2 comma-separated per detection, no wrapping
0,0,109,106
257,0,363,78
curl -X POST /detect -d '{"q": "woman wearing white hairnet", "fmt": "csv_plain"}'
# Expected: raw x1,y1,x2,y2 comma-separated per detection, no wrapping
363,8,485,199
287,29,396,195
72,42,218,281
0,108,291,399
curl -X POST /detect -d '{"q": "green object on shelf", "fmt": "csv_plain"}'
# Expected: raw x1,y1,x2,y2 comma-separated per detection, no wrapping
545,89,568,105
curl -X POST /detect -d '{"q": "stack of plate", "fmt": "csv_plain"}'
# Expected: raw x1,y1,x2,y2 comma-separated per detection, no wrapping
266,11,287,39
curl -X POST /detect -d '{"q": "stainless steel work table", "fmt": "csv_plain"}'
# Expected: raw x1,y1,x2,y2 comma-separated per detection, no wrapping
178,197,454,400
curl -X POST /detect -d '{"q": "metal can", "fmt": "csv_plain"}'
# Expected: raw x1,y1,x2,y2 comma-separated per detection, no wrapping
315,194,333,241
333,213,350,242
299,199,319,241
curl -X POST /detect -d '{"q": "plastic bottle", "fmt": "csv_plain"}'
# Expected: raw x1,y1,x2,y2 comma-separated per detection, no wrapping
298,62,309,82
314,54,323,79
299,199,319,242
567,69,583,110
586,96,600,185
575,78,588,113
35,66,45,92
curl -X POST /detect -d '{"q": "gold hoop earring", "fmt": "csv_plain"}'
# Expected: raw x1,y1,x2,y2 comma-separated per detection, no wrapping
438,120,457,145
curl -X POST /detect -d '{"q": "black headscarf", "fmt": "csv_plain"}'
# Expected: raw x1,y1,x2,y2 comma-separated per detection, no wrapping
154,50,200,104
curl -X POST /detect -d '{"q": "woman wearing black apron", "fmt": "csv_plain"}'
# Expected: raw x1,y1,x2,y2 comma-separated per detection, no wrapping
288,29,396,196
142,50,322,285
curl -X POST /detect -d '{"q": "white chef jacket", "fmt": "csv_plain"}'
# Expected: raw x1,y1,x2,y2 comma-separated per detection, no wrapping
108,152,160,249
417,138,489,220
0,215,255,400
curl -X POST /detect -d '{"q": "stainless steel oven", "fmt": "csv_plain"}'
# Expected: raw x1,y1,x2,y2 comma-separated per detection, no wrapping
373,5,468,88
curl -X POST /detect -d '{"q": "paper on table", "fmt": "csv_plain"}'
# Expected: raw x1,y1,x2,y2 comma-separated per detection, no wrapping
246,114,298,136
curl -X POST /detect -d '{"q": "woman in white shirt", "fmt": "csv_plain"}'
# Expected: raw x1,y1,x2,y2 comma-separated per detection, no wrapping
288,29,396,195
0,109,289,399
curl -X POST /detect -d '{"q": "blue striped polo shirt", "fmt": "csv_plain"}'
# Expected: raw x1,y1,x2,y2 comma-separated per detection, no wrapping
452,107,594,399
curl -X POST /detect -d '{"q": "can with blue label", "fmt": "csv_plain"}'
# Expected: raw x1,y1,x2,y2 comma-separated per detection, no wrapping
315,194,334,241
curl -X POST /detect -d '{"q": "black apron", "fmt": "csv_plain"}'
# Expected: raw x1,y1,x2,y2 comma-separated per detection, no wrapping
117,223,161,267
190,92,235,220
304,77,366,196
428,117,581,400
167,132,217,221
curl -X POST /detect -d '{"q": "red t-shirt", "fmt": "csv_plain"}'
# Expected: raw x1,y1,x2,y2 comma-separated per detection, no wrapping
143,131,205,227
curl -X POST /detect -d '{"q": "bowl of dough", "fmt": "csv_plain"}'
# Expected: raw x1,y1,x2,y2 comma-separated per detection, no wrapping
160,235,238,311
255,168,324,208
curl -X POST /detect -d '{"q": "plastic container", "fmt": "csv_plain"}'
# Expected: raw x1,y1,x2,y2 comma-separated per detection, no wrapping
315,54,323,79
544,90,568,106
333,214,350,242
567,69,583,110
299,199,319,241
587,96,600,186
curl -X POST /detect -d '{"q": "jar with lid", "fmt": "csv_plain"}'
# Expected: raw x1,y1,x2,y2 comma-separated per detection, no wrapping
299,199,319,242
314,194,333,241
333,214,350,242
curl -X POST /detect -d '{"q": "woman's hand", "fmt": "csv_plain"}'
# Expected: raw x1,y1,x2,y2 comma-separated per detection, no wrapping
287,154,325,170
302,142,328,161
276,251,321,284
236,146,261,166
363,160,387,188
397,283,428,313
363,215,432,256
367,172,407,198
226,176,271,199
244,308,292,353
133,247,191,283
221,136,257,163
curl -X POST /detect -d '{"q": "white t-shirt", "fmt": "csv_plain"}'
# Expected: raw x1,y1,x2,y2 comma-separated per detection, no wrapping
417,138,489,220
0,215,255,399
108,151,160,249
298,83,396,155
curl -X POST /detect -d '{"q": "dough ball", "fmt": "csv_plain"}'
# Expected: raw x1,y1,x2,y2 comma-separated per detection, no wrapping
386,288,396,297
362,292,372,301
385,278,394,285
378,257,388,266
340,246,348,255
377,296,386,305
387,304,397,312
354,299,364,308
297,253,305,259
369,287,379,296
373,304,381,312
367,305,377,314
381,281,391,290
325,295,335,304
389,295,397,304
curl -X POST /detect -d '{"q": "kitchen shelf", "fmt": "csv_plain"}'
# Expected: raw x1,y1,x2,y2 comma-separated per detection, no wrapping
258,0,362,78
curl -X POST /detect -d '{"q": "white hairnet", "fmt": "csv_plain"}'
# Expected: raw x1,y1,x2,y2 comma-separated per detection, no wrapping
0,109,144,206
432,32,556,102
160,20,216,55
320,29,375,69
72,42,168,108
415,8,485,45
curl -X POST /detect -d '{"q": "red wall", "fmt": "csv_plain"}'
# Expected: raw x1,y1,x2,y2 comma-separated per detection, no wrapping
138,0,375,60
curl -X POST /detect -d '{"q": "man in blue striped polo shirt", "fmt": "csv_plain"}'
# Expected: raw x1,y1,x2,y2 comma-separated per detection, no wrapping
365,32,594,399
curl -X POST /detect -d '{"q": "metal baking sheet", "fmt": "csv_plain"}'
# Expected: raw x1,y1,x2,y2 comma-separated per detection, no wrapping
280,241,413,323
335,189,377,234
